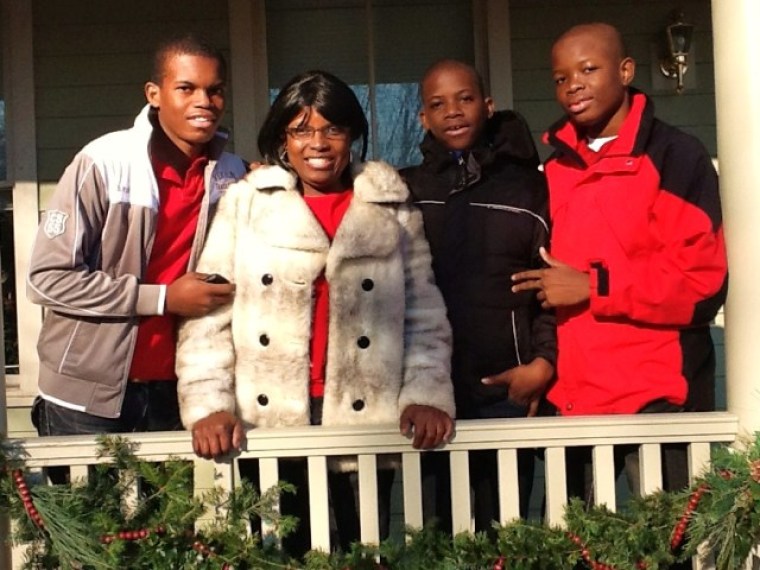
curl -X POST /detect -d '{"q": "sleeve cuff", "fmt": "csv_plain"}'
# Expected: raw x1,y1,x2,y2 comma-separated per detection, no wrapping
157,285,167,315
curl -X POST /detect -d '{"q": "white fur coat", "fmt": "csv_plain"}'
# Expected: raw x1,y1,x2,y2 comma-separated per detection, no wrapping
176,161,454,434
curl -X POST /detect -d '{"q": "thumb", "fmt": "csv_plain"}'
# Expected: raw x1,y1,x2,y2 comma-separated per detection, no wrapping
399,410,413,436
527,400,540,418
481,372,511,386
231,420,245,450
539,246,565,268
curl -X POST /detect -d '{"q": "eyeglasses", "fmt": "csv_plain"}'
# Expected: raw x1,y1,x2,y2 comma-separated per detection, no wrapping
285,125,350,141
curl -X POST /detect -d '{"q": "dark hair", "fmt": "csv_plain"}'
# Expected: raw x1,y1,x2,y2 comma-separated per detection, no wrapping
419,59,487,100
151,33,227,84
258,70,369,168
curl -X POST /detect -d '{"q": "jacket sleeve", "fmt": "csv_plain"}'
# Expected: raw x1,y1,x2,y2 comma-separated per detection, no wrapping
589,139,728,326
26,152,163,317
528,176,557,367
175,181,244,429
396,202,456,418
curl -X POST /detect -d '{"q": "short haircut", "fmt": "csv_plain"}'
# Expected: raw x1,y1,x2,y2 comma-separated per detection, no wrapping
151,33,227,84
258,70,369,167
553,22,629,61
419,59,487,100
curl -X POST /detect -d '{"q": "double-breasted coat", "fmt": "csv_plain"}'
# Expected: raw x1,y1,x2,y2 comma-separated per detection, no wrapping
176,160,455,435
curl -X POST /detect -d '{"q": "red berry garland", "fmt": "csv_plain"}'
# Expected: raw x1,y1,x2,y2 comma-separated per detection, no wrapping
670,483,708,551
12,469,44,529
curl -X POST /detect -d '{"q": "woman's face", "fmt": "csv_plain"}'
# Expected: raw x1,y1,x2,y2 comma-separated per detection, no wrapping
284,107,352,196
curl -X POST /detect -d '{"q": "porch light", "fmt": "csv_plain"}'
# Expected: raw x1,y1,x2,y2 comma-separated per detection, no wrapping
660,11,694,94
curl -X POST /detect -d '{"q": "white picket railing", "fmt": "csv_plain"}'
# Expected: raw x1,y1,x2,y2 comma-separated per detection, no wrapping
4,411,752,569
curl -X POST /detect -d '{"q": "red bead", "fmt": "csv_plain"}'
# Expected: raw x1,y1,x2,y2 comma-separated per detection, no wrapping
138,529,148,539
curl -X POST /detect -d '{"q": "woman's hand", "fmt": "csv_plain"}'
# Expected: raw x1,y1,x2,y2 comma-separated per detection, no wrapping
191,411,245,459
399,404,454,449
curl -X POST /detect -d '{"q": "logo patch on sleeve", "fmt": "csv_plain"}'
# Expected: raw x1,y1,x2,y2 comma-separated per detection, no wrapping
43,210,69,239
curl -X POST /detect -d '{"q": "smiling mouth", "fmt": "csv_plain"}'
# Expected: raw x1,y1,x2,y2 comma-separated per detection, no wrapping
188,115,216,127
445,124,470,136
305,157,335,169
568,98,592,114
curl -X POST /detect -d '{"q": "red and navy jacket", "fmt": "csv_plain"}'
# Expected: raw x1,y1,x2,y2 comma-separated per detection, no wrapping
543,89,728,416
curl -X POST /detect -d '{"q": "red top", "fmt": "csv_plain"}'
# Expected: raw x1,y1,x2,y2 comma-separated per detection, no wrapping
128,154,208,381
303,190,353,397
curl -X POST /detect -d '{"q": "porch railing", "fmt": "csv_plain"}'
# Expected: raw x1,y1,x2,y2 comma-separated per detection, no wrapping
3,411,748,569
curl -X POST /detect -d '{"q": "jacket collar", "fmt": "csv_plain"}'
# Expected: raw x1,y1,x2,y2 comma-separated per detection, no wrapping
544,88,655,167
418,110,541,176
247,159,410,204
135,104,232,161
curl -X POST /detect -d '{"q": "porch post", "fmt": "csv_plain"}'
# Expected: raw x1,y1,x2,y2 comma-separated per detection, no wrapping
712,1,760,438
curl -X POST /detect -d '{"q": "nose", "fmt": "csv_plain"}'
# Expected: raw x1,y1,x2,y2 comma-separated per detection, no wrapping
567,73,584,93
308,130,330,148
444,100,463,117
194,89,212,107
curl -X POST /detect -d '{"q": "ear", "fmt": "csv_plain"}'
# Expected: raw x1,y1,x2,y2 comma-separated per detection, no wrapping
145,81,161,108
485,96,495,119
419,110,430,132
620,57,636,86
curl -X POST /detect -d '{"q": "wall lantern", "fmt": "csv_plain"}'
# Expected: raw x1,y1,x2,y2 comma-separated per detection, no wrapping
660,11,694,94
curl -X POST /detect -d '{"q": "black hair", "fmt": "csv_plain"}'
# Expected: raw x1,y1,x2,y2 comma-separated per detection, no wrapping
419,59,487,100
151,33,227,84
553,22,629,61
258,70,369,168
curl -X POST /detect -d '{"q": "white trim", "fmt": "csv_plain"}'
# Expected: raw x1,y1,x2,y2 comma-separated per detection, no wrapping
510,310,522,366
3,0,40,405
470,201,549,232
712,0,760,439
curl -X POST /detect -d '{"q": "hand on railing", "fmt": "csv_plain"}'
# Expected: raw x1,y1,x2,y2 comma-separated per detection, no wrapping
190,410,245,459
399,404,454,449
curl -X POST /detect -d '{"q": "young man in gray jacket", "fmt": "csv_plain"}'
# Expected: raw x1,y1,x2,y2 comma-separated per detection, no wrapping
27,34,247,440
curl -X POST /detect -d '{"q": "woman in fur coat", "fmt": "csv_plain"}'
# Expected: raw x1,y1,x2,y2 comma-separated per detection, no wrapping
175,70,455,553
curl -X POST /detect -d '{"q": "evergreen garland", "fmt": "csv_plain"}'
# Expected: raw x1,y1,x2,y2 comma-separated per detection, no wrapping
2,434,760,569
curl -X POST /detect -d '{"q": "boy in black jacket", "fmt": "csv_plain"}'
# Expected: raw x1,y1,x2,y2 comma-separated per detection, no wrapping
400,59,556,531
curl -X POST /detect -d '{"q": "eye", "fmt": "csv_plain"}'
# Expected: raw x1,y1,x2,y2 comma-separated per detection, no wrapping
293,126,313,137
583,65,598,74
553,76,566,86
177,85,193,93
460,94,474,102
325,125,349,138
429,101,443,110
209,86,225,97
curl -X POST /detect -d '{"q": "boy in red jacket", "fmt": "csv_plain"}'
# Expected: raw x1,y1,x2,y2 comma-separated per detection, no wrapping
513,22,728,506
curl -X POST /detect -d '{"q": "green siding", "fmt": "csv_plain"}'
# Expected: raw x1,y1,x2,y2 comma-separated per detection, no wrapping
509,0,716,159
33,0,231,182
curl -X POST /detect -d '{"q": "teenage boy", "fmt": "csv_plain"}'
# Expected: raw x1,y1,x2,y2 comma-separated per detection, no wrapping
28,33,247,438
512,23,728,504
401,59,556,531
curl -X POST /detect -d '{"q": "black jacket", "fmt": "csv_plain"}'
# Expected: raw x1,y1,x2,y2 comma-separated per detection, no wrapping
401,111,556,417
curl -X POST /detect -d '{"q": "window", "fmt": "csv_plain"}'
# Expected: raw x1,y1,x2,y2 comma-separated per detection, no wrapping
0,20,19,375
266,0,474,168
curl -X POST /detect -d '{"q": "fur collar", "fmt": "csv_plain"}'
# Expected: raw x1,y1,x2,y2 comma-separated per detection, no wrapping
246,160,409,204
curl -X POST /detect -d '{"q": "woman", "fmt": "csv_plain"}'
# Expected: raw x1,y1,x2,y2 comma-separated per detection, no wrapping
175,70,455,553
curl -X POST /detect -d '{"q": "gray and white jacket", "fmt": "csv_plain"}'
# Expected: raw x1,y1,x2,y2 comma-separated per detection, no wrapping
27,105,247,418
176,161,455,435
